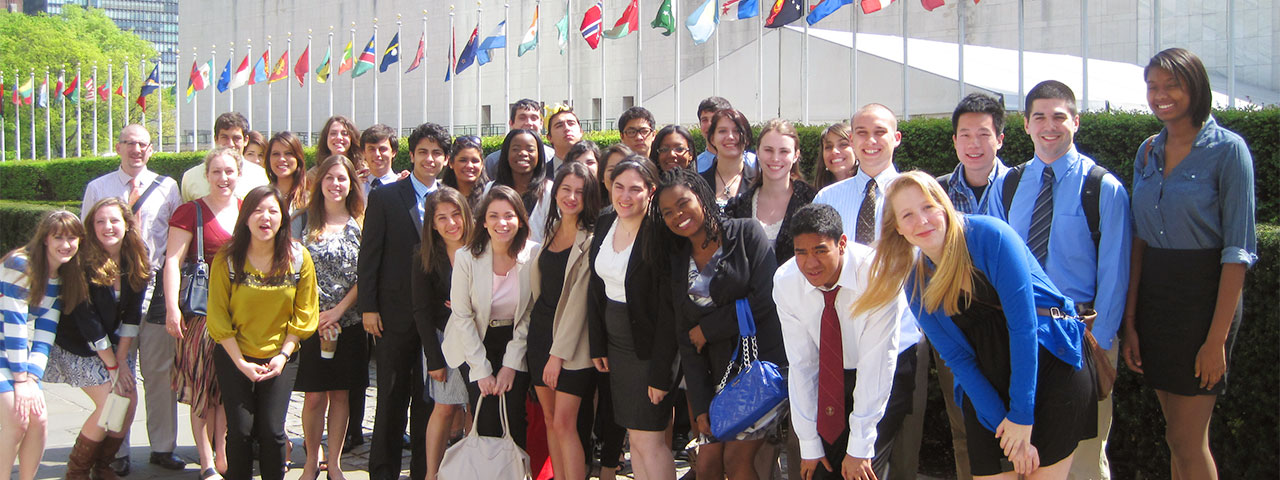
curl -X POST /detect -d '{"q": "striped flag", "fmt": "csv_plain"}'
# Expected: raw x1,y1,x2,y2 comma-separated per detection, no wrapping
603,0,639,39
337,38,355,74
187,58,211,102
518,5,539,56
406,33,426,73
580,1,603,49
352,35,376,77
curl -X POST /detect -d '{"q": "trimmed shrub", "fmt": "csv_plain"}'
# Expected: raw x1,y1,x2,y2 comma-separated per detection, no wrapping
0,200,81,253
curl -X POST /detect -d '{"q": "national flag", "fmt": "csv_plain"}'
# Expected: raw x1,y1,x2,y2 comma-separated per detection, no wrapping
217,59,232,92
37,79,48,108
294,46,309,86
114,85,123,97
518,6,538,57
187,59,212,102
229,55,250,89
807,0,852,24
167,84,177,97
351,35,376,77
922,0,976,11
64,74,79,103
54,74,64,100
686,0,719,45
861,0,895,14
97,82,109,101
136,63,160,112
379,32,400,73
268,50,289,83
337,38,355,74
555,9,570,54
580,1,603,49
445,25,456,81
17,78,33,105
764,0,803,27
0,81,5,117
603,0,639,39
82,78,96,102
721,0,760,21
651,0,675,36
476,21,506,66
455,26,479,75
406,33,426,72
249,51,269,85
315,48,331,83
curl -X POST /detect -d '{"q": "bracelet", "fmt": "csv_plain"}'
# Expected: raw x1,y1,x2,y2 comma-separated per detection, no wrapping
105,364,119,371
278,350,292,361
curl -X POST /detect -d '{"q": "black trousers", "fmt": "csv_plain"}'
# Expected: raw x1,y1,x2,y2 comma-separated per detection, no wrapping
812,369,860,480
213,346,297,480
460,325,531,448
369,325,432,480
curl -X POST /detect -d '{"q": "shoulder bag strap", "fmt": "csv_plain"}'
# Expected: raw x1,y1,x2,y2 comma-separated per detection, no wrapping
130,175,169,215
1081,165,1110,251
193,202,205,264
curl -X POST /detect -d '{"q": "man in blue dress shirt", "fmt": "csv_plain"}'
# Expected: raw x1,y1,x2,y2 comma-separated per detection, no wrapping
989,80,1132,480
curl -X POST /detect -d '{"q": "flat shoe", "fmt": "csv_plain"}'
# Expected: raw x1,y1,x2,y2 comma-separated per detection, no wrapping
200,467,223,480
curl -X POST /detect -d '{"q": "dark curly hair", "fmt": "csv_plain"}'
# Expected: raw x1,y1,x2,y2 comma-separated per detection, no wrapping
648,167,723,272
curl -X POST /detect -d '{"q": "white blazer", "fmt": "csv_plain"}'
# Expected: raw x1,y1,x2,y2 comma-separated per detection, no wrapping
442,240,539,382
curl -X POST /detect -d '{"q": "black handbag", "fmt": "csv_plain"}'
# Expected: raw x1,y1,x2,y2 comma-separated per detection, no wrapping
177,204,209,317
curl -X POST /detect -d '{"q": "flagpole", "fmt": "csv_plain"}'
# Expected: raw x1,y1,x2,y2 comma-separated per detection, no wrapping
1080,0,1088,111
600,1,606,130
566,0,573,109
503,4,510,127
802,1,809,124
175,51,181,152
93,63,99,156
850,3,857,112
60,67,66,158
76,64,82,157
306,31,313,144
958,0,965,102
476,2,482,136
449,5,456,136
210,46,216,149
756,2,763,123
328,27,334,120
158,58,165,151
1017,0,1024,112
421,11,429,125
246,38,253,128
1226,0,1234,107
674,0,680,124
192,49,199,151
123,59,129,124
267,36,273,135
535,0,541,103
14,73,20,162
901,1,909,120
713,19,720,96
29,69,36,160
397,15,403,135
1,70,6,161
229,42,235,115
287,33,293,134
372,18,379,125
105,62,111,154
636,0,642,107
350,22,356,122
44,69,51,159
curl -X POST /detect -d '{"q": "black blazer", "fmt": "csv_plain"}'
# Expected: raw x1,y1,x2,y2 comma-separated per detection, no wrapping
59,274,144,357
586,211,676,391
410,256,452,371
699,158,759,201
666,219,786,418
724,180,818,263
357,178,426,331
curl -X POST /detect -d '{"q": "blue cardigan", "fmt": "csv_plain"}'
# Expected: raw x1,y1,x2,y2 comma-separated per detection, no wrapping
908,215,1085,432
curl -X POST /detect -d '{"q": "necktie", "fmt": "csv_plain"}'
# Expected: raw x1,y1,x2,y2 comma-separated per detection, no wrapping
370,178,384,190
127,178,142,208
1027,167,1055,266
854,179,878,245
817,287,845,445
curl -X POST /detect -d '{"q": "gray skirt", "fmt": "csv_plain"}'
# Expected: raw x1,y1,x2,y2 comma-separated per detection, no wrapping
44,344,137,388
605,300,675,432
425,331,469,405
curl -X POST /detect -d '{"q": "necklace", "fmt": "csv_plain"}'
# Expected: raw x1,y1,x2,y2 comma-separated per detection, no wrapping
715,168,742,199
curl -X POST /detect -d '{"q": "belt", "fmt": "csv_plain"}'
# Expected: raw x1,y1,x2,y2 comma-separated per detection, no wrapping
488,318,514,327
1036,306,1097,329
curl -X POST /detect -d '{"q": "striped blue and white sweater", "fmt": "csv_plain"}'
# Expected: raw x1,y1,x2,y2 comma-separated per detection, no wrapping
0,253,63,392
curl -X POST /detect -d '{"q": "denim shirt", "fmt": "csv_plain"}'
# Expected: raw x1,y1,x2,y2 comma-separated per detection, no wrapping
1131,116,1257,267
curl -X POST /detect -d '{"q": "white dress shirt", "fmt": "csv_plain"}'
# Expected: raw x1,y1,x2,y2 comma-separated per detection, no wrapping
362,169,401,196
772,243,904,460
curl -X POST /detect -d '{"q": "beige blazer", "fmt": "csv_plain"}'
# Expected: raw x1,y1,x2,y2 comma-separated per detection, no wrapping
518,228,595,372
442,241,538,382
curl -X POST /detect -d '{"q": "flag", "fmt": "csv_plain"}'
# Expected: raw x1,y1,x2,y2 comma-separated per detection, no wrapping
37,79,48,108
518,6,538,57
379,32,400,73
268,50,289,83
115,85,123,97
651,0,675,36
807,0,852,24
337,38,355,74
97,83,109,101
249,51,269,85
861,0,895,14
721,0,760,21
54,74,64,100
764,0,803,27
187,59,211,102
922,0,976,11
15,78,33,106
352,35,376,77
217,59,232,92
315,48,331,83
64,75,80,103
477,21,506,65
294,46,309,86
445,25,456,81
406,33,426,72
0,81,5,117
137,63,160,112
603,0,639,39
167,85,177,97
580,1,603,49
82,78,96,102
229,55,250,89
455,26,479,75
686,0,719,45
555,9,570,54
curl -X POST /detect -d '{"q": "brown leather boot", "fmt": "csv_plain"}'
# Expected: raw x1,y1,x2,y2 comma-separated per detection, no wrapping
91,436,126,480
65,434,99,480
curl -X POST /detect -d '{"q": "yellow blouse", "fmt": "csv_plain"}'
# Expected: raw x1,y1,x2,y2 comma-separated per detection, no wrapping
206,245,319,358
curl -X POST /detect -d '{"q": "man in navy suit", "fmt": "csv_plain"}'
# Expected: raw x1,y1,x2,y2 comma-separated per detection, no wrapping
358,123,451,480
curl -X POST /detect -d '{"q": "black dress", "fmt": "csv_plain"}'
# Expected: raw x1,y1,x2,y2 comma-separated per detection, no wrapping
527,246,593,397
950,271,1097,476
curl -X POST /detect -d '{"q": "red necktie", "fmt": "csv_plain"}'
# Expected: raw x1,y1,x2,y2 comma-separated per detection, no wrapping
817,287,845,444
128,178,142,208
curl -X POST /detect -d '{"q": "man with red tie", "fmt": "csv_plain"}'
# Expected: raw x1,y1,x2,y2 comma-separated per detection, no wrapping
773,204,905,480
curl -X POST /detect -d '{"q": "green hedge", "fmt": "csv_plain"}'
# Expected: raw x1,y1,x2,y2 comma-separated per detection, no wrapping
0,200,81,253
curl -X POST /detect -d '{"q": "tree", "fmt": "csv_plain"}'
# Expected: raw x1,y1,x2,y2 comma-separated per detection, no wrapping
0,5,169,160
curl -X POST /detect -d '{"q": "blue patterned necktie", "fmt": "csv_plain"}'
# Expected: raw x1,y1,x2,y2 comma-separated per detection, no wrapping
1027,167,1055,266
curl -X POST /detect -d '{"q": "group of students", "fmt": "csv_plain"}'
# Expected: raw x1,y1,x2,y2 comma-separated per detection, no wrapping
0,47,1255,480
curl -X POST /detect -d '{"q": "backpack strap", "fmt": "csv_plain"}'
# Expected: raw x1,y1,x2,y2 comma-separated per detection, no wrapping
1000,162,1028,218
1139,134,1159,171
290,243,305,282
1081,164,1111,251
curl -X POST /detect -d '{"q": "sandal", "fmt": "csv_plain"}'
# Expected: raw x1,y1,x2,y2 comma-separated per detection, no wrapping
201,467,224,480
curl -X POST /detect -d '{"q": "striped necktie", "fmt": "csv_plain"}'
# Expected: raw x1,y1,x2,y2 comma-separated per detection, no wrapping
1027,167,1055,266
855,179,878,245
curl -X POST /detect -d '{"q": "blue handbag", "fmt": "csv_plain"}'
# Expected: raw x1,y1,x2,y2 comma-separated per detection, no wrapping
708,298,788,440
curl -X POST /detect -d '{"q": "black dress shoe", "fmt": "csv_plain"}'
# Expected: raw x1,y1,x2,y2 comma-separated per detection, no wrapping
402,434,412,450
342,433,364,454
148,452,187,470
109,456,132,476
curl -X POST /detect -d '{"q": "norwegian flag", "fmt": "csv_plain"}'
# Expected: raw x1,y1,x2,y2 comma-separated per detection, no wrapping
580,1,603,49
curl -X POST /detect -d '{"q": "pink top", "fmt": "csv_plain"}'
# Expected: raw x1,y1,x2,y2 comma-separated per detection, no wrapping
489,271,517,321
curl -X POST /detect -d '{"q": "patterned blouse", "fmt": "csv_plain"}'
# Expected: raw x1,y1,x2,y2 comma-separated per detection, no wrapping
304,218,363,328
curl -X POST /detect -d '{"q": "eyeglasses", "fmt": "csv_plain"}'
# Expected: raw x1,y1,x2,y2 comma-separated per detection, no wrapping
453,135,481,149
622,127,653,138
657,146,690,155
119,140,151,149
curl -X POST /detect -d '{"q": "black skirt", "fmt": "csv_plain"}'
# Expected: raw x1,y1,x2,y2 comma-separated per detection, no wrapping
1135,247,1242,396
293,324,370,392
605,299,674,431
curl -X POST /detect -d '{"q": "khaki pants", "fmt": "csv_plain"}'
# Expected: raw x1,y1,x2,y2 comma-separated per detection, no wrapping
934,345,973,480
1067,345,1119,480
